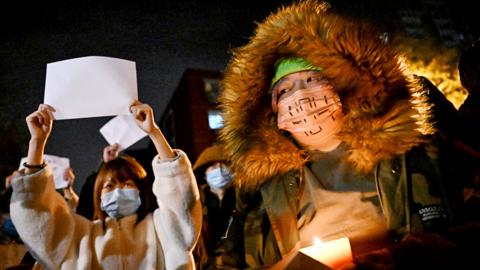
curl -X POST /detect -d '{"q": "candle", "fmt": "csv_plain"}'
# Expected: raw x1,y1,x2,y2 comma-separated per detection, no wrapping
299,237,353,269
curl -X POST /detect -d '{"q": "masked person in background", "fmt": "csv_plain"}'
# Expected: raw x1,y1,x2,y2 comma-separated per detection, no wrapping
9,100,201,270
77,143,121,220
192,144,235,270
213,1,477,269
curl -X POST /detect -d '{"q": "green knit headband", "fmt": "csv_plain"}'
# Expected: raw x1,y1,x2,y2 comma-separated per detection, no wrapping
270,57,321,88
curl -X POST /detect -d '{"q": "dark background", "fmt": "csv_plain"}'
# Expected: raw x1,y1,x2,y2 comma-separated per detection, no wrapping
0,0,478,192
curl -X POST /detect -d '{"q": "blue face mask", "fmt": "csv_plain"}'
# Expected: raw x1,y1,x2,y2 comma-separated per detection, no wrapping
100,188,141,219
205,165,233,190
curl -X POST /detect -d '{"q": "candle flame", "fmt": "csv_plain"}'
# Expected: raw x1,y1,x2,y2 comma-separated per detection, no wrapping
302,237,353,269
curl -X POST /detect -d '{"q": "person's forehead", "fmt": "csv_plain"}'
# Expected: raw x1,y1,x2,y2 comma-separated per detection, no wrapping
277,70,322,84
206,162,223,171
104,173,133,182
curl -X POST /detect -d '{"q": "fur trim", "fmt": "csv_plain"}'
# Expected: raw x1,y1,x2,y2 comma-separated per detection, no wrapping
219,0,434,192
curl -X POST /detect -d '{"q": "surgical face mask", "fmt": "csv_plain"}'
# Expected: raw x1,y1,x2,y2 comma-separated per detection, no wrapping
205,165,233,190
276,83,344,152
100,188,141,219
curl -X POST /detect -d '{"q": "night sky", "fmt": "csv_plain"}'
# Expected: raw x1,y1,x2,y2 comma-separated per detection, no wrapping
0,0,477,192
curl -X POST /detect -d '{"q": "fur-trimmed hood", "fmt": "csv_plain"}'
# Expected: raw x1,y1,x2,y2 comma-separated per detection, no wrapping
219,0,434,192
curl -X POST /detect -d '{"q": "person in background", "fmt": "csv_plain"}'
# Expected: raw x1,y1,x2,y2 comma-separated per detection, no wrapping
191,144,235,269
9,100,201,269
76,143,121,220
415,43,480,225
457,40,480,152
213,1,477,269
454,40,480,222
0,171,19,243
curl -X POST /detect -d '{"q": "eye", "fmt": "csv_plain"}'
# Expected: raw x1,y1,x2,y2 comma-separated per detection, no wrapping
306,76,322,84
125,180,137,188
103,183,113,190
278,88,291,96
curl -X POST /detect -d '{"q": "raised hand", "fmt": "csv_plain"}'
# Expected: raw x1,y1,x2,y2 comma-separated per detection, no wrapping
63,167,75,187
25,104,56,172
129,100,175,159
26,104,55,143
129,100,158,134
103,143,120,163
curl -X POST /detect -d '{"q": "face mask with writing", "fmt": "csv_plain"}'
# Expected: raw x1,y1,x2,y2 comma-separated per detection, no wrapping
206,165,233,190
100,188,141,219
276,83,344,152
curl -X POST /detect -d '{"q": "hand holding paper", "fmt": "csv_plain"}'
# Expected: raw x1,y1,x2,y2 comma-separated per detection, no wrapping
99,101,170,152
63,167,75,188
103,143,121,162
129,101,175,159
100,115,147,151
129,100,158,133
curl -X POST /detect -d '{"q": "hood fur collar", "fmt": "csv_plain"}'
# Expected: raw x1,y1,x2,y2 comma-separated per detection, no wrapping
219,0,434,192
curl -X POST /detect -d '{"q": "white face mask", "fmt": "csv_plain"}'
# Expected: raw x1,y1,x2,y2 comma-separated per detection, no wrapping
205,165,233,190
276,83,344,152
100,188,141,219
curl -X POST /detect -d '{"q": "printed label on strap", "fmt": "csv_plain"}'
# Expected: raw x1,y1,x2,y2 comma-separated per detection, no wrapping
418,204,447,222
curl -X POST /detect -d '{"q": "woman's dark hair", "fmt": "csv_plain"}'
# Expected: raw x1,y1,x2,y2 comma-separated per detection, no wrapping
93,154,153,223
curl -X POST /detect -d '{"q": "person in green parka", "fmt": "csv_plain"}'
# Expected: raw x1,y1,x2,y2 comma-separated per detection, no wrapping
212,1,478,269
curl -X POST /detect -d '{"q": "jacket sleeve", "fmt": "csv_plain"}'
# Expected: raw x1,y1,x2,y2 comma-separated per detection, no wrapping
9,166,89,269
151,149,202,270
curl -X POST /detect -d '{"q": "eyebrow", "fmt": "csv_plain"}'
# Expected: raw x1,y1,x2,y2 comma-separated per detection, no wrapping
103,179,115,185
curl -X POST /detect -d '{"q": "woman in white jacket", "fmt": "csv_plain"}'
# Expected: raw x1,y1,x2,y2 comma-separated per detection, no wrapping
10,101,202,270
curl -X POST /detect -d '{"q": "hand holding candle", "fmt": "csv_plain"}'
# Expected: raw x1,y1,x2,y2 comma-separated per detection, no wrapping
299,237,353,269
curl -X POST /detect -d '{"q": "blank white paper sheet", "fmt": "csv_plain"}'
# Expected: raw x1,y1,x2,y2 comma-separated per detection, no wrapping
44,56,138,120
100,114,147,150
